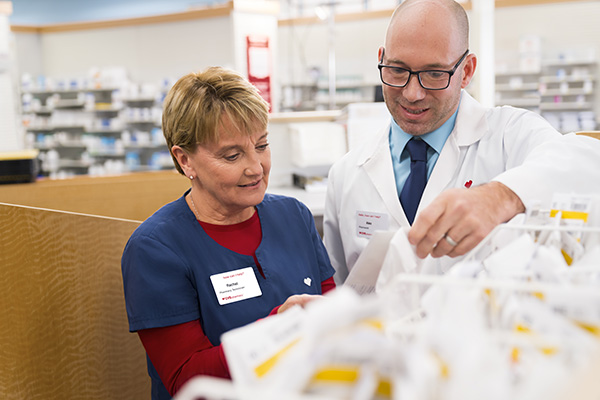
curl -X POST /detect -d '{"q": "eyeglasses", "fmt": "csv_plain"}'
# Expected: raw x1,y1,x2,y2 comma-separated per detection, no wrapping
378,49,469,90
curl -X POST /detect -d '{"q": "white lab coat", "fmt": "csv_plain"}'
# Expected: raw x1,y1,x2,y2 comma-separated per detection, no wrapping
324,91,600,284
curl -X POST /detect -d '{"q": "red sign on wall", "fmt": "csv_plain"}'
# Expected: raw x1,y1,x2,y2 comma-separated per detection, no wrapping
246,35,272,111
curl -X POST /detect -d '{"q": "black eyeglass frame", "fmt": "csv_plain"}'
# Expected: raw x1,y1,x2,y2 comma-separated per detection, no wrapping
378,49,470,90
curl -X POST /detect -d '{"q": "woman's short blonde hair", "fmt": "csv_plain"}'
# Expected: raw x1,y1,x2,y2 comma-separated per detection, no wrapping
162,66,270,174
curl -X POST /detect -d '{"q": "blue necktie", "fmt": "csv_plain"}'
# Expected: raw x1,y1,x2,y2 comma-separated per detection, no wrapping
400,138,429,225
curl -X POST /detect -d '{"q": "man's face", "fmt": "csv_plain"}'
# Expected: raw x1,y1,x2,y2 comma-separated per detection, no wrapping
380,13,472,136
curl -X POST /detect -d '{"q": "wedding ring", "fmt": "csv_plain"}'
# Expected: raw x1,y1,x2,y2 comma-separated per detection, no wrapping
444,234,458,247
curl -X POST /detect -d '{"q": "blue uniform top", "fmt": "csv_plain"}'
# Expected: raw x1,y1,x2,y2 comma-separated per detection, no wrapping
121,190,335,399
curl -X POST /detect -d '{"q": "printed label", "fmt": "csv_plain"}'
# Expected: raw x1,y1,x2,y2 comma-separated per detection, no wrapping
356,211,390,238
210,266,262,305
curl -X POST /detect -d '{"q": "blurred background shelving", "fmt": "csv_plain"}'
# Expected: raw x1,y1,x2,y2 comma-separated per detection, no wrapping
21,78,173,178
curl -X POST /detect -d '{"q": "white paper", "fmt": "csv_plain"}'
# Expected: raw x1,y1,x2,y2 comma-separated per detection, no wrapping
343,230,396,295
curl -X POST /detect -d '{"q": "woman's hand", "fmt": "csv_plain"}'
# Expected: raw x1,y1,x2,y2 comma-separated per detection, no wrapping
277,294,323,314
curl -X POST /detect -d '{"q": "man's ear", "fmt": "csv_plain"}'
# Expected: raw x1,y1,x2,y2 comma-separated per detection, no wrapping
461,54,477,89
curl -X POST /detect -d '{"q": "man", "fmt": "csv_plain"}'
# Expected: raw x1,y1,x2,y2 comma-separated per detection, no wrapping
324,0,600,284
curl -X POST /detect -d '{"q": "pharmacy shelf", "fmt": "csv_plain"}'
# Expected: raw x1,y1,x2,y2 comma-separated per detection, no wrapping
88,150,127,157
23,83,168,177
51,125,88,131
540,75,596,84
122,97,157,103
496,98,540,107
24,87,118,95
268,185,326,216
93,106,123,112
128,164,174,173
26,125,54,132
495,70,540,77
124,143,168,150
28,127,123,135
495,82,540,91
84,129,124,135
280,80,380,111
316,81,380,90
54,99,86,109
494,69,541,109
58,159,91,169
494,58,598,133
542,59,598,67
539,102,593,111
54,140,88,149
30,107,53,114
123,118,160,125
540,88,593,96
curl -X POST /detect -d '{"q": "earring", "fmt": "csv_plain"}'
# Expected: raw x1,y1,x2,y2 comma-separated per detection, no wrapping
189,175,194,180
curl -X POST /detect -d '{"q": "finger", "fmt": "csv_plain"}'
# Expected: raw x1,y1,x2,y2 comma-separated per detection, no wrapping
278,294,307,313
296,294,318,307
431,233,459,258
407,199,446,246
431,222,471,258
447,218,495,258
409,189,465,250
413,209,464,258
447,232,481,257
410,210,451,258
291,294,320,309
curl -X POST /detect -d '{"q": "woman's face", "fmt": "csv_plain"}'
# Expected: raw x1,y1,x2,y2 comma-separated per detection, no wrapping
183,116,271,221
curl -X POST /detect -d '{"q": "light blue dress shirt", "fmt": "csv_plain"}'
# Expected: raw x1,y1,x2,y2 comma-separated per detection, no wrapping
389,106,459,199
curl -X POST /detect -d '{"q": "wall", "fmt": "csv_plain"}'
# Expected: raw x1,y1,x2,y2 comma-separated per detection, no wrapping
278,2,600,83
278,15,387,86
493,2,600,120
494,2,600,65
11,1,600,107
10,0,211,25
12,30,42,77
278,1,600,114
1,7,21,152
23,17,234,84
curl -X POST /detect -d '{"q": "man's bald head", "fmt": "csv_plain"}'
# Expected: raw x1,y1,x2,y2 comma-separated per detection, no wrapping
387,0,469,51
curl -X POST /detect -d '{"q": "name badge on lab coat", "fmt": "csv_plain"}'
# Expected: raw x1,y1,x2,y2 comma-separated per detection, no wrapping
356,211,389,238
210,267,262,305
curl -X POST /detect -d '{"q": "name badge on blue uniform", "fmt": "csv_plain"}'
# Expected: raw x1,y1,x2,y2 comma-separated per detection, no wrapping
210,267,263,305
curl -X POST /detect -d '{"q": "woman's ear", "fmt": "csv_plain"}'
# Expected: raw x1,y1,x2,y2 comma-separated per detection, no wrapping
172,145,192,176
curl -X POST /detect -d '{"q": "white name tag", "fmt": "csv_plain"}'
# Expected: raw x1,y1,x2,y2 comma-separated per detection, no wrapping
210,267,262,305
356,211,389,238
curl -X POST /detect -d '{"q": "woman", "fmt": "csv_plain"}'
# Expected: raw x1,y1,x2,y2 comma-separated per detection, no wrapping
121,66,336,399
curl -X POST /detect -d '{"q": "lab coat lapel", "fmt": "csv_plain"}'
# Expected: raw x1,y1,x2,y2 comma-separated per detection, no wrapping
359,125,407,227
418,91,489,211
419,134,460,210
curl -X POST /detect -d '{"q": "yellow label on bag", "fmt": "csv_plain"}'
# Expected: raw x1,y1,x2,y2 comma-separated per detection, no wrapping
574,321,600,337
313,366,360,383
310,366,392,398
549,209,588,223
254,338,299,378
